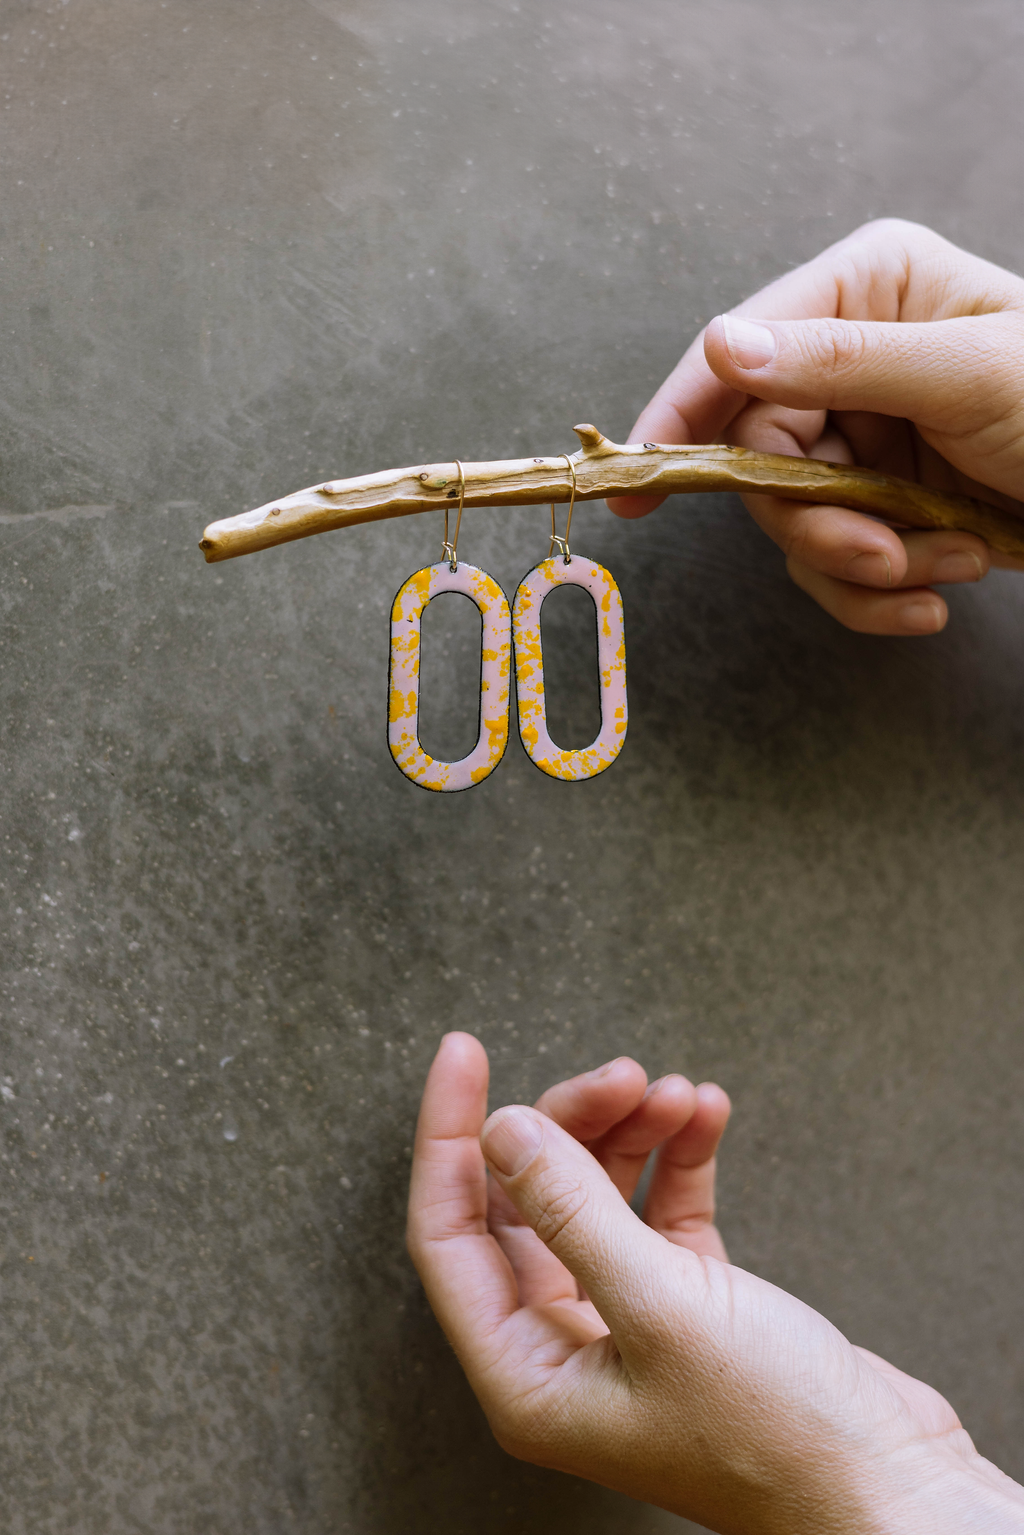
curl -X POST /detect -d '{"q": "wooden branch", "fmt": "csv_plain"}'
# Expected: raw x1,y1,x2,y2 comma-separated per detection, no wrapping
199,423,1024,563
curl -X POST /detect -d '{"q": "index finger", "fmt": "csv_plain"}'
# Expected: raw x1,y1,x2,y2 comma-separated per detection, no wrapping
406,1033,520,1371
608,329,746,520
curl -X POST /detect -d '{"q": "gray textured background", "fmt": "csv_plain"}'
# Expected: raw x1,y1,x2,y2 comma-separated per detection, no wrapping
3,2,1024,1531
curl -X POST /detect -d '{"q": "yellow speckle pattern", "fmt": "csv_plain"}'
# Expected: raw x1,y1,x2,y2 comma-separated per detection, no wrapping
512,555,627,781
388,562,511,792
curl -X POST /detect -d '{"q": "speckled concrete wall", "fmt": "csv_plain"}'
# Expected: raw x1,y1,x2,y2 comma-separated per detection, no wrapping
4,3,1024,1532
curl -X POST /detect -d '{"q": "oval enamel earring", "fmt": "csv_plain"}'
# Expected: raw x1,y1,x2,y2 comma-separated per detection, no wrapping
512,456,628,781
388,462,512,791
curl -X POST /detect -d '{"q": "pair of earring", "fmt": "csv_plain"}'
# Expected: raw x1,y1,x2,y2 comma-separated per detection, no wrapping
388,457,627,792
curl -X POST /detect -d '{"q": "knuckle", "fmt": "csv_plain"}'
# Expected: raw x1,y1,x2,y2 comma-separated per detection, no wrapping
779,513,813,562
667,1208,714,1234
839,216,929,271
532,1173,591,1249
776,502,841,564
853,215,919,243
812,319,865,380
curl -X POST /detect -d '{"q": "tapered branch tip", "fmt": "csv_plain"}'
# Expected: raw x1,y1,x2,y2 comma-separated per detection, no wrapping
573,423,609,451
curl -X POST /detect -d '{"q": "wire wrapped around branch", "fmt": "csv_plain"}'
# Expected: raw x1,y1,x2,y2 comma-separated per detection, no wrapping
199,423,1024,563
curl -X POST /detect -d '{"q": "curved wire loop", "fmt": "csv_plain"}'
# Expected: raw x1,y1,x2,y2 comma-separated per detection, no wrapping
442,460,466,571
548,454,577,563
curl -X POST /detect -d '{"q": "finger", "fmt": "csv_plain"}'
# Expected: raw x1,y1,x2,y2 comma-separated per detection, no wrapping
588,1074,698,1205
487,1174,583,1308
786,558,949,635
713,217,1024,327
489,1056,651,1307
533,1057,648,1141
407,1033,520,1369
894,529,988,586
722,398,996,588
622,218,963,456
504,1056,648,1245
742,492,910,586
480,1105,697,1357
704,310,1024,483
741,493,990,591
644,1083,730,1262
608,333,747,520
608,217,1004,521
713,218,1024,329
720,386,917,582
632,335,747,449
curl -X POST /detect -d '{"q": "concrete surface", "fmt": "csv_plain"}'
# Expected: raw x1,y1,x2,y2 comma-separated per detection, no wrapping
3,1,1024,1531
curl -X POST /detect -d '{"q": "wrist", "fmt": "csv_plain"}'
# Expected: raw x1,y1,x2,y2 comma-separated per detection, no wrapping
861,1443,1024,1535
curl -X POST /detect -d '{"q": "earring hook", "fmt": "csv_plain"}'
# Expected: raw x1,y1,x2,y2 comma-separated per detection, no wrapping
442,460,466,572
548,454,577,564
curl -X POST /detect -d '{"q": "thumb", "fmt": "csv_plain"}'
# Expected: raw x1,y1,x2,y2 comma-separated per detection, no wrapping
481,1104,688,1349
704,309,1024,433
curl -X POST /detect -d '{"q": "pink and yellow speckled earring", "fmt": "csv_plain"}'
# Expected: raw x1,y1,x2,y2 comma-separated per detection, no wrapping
512,456,628,781
388,462,512,792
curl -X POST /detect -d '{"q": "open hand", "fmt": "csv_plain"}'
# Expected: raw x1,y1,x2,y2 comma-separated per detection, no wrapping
407,1033,1024,1533
610,218,1024,635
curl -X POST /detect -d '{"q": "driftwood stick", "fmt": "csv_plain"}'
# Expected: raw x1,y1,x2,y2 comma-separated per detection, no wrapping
199,424,1024,564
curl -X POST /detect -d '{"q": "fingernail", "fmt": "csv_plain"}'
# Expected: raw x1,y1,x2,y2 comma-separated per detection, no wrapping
644,1076,667,1097
721,314,777,370
481,1108,544,1177
587,1058,623,1079
899,599,944,634
845,551,892,588
933,551,984,584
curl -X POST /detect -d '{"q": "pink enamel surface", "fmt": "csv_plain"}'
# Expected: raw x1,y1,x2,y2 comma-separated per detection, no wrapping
388,562,511,792
512,555,627,781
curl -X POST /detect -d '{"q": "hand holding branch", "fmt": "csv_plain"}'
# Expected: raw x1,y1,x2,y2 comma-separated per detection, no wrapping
612,218,1024,635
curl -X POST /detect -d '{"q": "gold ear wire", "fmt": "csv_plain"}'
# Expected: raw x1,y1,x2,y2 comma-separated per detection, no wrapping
548,454,577,563
442,460,466,571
